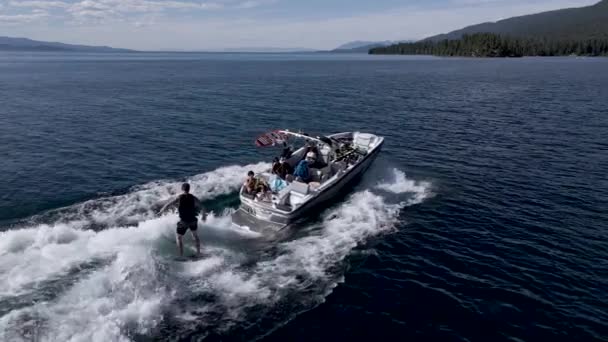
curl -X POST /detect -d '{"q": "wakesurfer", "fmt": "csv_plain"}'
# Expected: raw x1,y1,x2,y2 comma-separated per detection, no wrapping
159,183,206,257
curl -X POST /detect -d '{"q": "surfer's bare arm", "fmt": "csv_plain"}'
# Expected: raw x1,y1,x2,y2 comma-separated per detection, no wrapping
159,197,178,214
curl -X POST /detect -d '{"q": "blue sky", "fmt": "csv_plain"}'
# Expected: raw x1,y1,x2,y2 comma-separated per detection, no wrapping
0,0,599,50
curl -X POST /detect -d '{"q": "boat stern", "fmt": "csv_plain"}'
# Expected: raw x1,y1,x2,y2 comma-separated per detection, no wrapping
231,207,288,233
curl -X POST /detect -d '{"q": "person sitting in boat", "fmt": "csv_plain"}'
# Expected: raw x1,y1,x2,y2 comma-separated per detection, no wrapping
244,171,269,196
281,142,293,159
271,157,280,174
309,149,327,169
294,152,315,183
273,156,293,180
244,171,257,194
305,141,319,157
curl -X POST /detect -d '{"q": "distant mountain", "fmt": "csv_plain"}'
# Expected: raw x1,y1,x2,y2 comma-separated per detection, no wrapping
220,47,317,53
0,37,135,52
424,0,608,42
334,41,394,50
332,40,413,53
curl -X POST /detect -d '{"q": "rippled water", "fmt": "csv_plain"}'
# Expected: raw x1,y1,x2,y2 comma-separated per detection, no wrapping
0,53,606,342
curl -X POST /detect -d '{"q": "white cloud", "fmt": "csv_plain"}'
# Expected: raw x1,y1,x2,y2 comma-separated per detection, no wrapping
0,11,49,23
2,0,230,23
61,0,226,23
235,0,276,9
9,1,70,9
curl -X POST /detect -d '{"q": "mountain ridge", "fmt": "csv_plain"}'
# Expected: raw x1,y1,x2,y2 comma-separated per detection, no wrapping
424,0,608,42
0,37,135,52
334,41,394,50
332,40,413,53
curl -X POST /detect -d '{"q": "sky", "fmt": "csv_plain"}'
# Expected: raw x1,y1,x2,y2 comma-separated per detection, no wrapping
0,0,599,50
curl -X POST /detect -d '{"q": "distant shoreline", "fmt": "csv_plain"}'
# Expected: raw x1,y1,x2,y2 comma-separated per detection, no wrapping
1,49,606,58
369,33,608,58
0,48,325,54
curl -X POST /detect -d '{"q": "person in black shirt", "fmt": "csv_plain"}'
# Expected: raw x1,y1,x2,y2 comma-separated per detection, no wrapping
273,157,293,180
160,183,206,257
305,141,319,155
271,157,280,174
281,142,293,159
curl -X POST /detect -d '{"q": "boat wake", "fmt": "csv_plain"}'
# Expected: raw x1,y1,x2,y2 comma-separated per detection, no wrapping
0,164,432,341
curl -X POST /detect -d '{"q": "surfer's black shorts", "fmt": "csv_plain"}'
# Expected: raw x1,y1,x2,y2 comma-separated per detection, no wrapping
176,220,197,235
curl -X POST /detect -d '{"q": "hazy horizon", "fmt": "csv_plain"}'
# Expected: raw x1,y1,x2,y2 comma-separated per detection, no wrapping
0,0,599,51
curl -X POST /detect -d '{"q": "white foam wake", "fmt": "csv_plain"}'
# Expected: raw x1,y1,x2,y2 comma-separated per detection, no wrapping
171,170,433,334
40,162,269,227
0,245,168,342
0,166,432,342
257,189,402,283
0,216,170,298
0,163,268,298
376,168,432,204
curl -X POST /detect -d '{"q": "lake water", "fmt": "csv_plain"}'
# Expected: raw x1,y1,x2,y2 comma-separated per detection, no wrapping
0,52,606,342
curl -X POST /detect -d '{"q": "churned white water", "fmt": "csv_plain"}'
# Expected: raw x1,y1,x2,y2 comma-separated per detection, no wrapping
0,163,431,342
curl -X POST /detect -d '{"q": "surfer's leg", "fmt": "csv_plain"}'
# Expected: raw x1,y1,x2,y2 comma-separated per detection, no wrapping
176,221,188,256
191,231,200,255
176,234,184,256
189,221,200,255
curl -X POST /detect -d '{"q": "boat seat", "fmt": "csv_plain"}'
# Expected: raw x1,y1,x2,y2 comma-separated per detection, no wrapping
290,181,309,195
272,185,292,205
310,169,322,183
309,166,331,183
353,133,374,153
320,165,332,179
319,145,331,164
274,203,292,212
331,161,346,174
289,181,309,207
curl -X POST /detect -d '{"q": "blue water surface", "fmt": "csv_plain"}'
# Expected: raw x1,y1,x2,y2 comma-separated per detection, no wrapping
0,52,606,342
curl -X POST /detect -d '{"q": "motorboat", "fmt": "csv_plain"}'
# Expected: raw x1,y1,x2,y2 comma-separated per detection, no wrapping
231,130,384,232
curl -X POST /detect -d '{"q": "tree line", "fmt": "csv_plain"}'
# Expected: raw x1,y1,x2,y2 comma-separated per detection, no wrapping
369,33,608,57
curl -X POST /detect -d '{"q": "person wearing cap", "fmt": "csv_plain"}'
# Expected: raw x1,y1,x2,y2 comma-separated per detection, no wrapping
273,156,293,180
294,152,315,183
159,183,205,257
